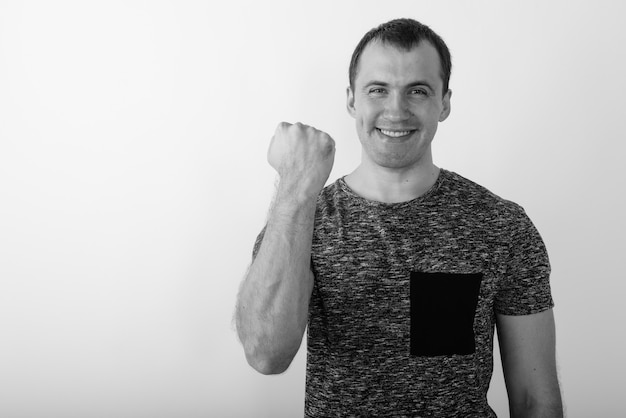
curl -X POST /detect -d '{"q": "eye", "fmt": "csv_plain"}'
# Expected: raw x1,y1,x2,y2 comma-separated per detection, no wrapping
368,87,386,95
409,88,430,96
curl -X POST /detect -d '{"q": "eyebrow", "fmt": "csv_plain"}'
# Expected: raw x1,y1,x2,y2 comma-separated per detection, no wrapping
364,80,436,91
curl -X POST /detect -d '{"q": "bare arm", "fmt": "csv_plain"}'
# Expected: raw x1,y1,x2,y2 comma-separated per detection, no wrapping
497,309,563,418
235,122,335,375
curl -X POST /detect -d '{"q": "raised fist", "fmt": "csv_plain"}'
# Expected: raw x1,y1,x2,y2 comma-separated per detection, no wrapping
267,122,336,199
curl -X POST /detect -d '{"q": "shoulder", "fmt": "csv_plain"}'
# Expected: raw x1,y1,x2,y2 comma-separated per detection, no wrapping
438,169,542,243
440,169,528,222
318,177,344,201
315,177,352,216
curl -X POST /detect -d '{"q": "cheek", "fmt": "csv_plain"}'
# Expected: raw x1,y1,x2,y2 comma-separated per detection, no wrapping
356,105,378,129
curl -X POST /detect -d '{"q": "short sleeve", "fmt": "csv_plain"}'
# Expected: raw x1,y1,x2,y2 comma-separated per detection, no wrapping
495,208,554,315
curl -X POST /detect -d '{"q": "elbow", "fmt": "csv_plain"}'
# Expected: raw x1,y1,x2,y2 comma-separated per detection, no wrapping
243,341,296,375
245,350,292,375
247,355,290,375
236,315,303,375
509,390,563,418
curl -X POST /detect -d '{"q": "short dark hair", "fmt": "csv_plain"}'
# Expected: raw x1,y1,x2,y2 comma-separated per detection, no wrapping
349,18,452,95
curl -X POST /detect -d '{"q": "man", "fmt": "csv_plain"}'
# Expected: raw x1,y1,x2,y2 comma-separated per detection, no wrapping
236,18,562,417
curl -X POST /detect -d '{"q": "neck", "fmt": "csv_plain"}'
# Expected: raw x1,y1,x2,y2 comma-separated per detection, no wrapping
345,158,440,204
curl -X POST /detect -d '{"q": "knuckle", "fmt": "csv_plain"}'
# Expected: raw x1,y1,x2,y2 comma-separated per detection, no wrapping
277,121,290,132
320,132,333,144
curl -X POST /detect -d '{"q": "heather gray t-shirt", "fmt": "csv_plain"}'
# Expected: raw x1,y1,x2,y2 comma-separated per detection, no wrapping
255,169,554,417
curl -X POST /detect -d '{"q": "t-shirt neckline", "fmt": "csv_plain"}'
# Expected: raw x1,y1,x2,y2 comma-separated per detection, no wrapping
337,168,449,208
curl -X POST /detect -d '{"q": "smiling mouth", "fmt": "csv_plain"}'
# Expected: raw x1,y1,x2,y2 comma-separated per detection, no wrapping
377,128,415,138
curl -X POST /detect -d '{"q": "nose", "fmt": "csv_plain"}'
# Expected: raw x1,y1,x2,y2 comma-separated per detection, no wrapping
383,93,411,122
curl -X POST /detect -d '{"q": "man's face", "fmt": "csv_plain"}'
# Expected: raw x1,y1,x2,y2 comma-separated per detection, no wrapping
347,40,451,170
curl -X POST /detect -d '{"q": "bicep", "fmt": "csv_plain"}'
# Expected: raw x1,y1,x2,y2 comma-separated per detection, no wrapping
496,309,562,413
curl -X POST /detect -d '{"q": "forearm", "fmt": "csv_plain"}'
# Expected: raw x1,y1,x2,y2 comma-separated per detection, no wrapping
236,184,316,374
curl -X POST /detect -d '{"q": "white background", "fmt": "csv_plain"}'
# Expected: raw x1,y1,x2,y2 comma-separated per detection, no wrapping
1,1,624,417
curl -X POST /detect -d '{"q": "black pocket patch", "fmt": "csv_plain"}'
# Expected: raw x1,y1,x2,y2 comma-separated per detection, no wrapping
410,271,482,356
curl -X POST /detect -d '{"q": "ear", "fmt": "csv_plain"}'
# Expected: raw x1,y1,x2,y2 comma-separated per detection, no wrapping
346,86,356,118
439,89,452,122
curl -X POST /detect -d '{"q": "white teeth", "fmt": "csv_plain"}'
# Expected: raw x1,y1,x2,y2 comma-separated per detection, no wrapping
379,129,412,137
